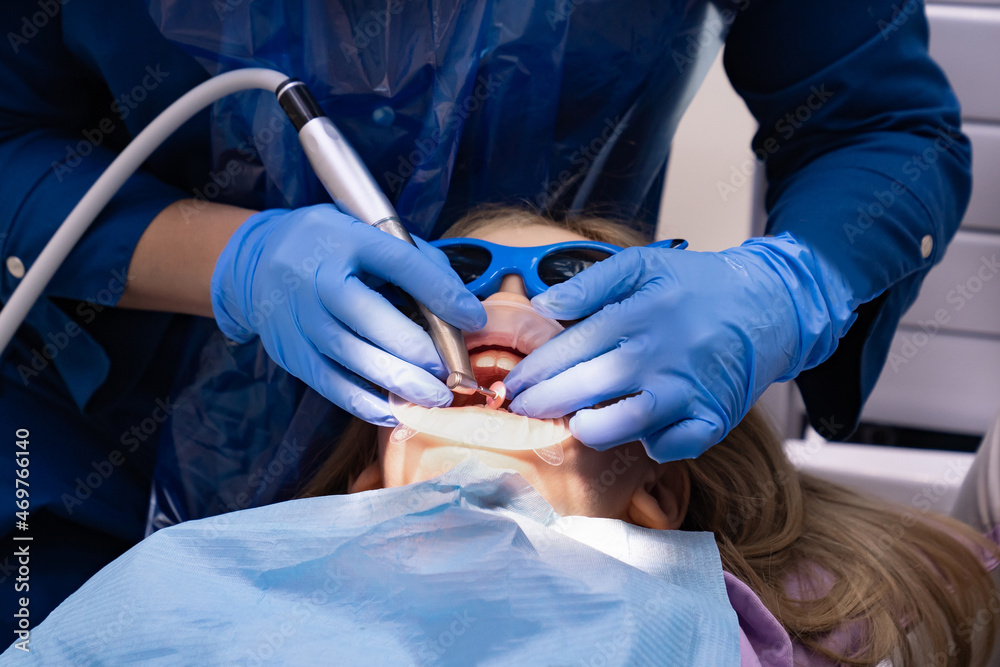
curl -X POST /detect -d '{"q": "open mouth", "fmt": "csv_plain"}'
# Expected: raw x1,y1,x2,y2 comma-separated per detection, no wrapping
453,297,562,409
389,306,573,465
452,344,524,408
386,297,573,458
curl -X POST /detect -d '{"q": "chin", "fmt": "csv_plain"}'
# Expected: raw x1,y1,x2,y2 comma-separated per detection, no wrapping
378,426,647,520
379,426,566,486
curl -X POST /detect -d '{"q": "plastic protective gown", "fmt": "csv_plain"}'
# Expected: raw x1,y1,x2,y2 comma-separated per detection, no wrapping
0,0,972,633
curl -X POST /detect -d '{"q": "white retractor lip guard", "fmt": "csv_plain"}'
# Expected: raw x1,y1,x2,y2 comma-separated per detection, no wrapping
388,391,573,451
462,297,564,357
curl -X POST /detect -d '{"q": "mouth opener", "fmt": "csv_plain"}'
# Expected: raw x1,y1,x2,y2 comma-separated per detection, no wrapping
277,80,494,400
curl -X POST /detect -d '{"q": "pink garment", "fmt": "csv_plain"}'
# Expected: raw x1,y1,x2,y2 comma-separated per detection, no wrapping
730,527,1000,665
727,571,866,667
724,573,792,667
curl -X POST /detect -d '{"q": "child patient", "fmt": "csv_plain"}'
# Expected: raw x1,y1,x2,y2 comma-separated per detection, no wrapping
299,207,999,667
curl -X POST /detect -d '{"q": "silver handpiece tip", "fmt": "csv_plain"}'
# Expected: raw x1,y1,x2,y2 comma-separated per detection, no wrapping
446,371,496,398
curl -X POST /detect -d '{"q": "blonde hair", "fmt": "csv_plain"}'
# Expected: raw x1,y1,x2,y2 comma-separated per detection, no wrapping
299,207,999,666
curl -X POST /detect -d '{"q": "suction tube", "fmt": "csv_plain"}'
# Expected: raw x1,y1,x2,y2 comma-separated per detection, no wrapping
0,68,289,354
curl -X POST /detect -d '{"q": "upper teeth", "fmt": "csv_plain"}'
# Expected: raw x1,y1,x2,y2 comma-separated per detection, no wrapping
471,349,520,371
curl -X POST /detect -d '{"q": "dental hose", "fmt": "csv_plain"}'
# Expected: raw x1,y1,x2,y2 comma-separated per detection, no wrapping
0,68,491,399
0,68,285,354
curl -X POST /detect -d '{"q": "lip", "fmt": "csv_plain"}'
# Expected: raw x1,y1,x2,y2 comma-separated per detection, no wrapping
467,331,533,356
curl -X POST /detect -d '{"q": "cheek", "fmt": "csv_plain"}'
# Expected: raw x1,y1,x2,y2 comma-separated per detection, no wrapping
573,443,647,499
378,427,410,487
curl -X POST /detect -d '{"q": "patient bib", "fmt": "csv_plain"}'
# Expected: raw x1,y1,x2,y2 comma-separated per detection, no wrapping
5,458,739,665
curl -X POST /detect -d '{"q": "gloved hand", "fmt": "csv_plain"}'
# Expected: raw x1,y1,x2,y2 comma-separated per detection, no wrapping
502,232,858,461
211,204,486,425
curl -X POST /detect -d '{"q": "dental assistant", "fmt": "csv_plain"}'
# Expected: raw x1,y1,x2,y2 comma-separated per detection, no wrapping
0,0,970,629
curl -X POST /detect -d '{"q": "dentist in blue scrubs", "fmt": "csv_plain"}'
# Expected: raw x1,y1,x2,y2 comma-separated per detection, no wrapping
0,0,971,632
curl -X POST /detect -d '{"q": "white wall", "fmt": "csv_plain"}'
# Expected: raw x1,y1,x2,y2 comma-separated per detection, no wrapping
657,53,757,250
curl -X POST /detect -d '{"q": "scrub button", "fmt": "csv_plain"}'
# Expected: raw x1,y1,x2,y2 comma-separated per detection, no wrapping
6,256,25,279
372,106,395,126
920,235,933,259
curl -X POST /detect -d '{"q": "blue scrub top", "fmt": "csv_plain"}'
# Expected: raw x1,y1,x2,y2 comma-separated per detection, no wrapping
0,0,972,629
0,0,973,432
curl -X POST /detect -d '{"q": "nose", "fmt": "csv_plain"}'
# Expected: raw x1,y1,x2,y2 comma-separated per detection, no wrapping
498,273,527,296
485,273,531,306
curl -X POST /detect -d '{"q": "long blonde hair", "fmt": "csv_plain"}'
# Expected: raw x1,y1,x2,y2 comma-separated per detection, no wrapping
299,207,998,666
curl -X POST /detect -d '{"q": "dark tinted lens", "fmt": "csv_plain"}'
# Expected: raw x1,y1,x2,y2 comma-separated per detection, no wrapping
538,248,613,286
440,244,492,284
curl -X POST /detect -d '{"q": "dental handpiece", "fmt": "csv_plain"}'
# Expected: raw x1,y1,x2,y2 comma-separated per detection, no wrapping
276,79,495,399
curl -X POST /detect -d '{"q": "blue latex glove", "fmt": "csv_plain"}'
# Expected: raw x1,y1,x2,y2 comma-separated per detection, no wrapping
211,204,486,425
503,233,858,461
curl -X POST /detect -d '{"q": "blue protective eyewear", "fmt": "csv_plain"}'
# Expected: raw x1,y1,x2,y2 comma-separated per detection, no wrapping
430,237,688,299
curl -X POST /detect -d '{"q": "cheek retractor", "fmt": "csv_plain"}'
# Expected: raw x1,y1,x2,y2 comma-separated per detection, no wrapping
461,298,565,360
389,298,570,465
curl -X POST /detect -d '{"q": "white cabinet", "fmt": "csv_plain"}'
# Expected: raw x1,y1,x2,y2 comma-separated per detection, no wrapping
900,231,1000,336
961,123,1000,232
862,1,1000,438
926,5,1000,122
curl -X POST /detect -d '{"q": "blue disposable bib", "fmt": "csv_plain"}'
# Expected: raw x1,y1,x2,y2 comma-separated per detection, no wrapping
8,458,740,665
